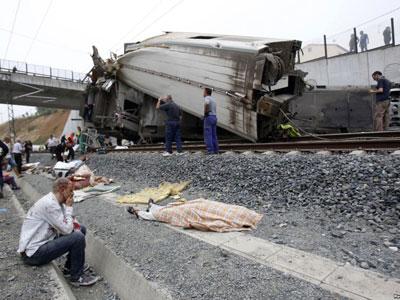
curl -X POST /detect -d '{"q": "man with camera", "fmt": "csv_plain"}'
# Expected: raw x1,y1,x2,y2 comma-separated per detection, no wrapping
156,95,183,156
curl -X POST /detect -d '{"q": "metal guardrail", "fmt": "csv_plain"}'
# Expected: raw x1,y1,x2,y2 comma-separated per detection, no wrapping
0,58,90,83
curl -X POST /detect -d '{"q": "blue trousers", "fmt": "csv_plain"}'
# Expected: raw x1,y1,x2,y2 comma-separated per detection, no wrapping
204,115,219,154
23,226,87,280
165,121,182,153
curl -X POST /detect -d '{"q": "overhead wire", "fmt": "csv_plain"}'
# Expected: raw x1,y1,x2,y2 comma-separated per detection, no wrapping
0,26,89,56
328,5,400,38
4,0,22,59
24,0,54,61
114,0,185,53
111,0,163,51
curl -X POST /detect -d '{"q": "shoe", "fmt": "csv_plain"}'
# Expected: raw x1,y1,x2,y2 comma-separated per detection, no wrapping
70,273,99,287
12,186,20,190
175,152,185,156
162,152,172,157
127,206,139,219
63,263,90,277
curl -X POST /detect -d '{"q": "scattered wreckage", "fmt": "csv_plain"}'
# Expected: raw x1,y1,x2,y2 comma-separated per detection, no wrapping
83,32,306,142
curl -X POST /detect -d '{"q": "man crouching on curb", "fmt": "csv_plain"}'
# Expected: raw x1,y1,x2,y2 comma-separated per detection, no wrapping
17,178,99,287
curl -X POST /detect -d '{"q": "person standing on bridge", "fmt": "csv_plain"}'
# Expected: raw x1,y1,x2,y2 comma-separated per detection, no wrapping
359,31,369,52
156,95,183,156
383,26,392,45
370,71,391,131
203,88,219,154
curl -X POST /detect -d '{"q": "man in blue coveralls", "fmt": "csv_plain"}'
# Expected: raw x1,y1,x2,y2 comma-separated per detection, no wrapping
203,88,219,154
156,95,183,156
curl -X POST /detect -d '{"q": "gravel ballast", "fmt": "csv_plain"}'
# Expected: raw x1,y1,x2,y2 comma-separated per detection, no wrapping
29,151,400,278
21,173,345,299
78,152,400,278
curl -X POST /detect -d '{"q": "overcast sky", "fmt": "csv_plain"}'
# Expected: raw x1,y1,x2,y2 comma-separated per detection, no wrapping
1,0,400,123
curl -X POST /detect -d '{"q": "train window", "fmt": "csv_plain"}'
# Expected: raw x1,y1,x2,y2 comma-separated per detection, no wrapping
190,36,217,39
124,99,139,114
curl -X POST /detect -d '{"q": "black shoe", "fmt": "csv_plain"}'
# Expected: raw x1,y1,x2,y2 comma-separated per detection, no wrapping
70,273,99,287
127,206,139,219
63,263,90,277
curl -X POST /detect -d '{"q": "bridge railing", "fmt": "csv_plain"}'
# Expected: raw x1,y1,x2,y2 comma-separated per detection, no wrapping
0,58,89,83
297,9,400,63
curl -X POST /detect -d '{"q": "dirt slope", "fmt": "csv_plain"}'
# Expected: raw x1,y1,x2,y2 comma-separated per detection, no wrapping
0,110,70,144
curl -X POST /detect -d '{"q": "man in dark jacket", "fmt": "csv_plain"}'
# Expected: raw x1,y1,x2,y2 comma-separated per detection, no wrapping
156,95,183,156
370,71,392,131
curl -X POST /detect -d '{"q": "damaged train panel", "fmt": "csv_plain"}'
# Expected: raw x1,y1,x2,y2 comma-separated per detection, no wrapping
85,32,305,142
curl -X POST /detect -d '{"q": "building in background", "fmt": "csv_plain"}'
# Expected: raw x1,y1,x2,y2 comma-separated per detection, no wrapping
299,43,348,62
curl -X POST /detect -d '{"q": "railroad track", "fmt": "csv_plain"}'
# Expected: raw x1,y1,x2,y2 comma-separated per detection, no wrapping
107,136,400,153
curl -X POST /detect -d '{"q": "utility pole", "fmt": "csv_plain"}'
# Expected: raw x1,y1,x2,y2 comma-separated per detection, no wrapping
8,101,16,143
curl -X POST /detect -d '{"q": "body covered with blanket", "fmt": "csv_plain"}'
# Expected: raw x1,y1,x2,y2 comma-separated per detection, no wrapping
131,199,263,232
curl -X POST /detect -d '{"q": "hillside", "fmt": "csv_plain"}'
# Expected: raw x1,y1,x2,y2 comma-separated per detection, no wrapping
0,110,70,144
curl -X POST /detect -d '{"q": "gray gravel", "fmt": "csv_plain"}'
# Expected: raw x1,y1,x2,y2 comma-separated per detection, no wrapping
77,152,400,278
28,151,400,278
21,174,344,299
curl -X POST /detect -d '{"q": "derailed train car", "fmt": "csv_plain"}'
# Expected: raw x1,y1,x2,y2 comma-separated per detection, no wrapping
86,32,306,142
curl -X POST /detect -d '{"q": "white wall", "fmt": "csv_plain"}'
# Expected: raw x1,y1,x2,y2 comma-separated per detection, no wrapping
297,45,400,87
61,110,83,138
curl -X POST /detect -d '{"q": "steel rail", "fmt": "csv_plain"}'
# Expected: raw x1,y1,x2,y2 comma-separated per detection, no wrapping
107,137,400,153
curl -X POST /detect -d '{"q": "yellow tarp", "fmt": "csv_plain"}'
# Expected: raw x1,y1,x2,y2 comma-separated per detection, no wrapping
117,181,191,204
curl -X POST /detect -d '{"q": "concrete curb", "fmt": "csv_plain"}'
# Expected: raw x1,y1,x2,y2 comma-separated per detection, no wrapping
16,177,172,300
4,185,76,300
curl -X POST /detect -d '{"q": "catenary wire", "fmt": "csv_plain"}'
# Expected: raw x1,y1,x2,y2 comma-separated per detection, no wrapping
24,0,54,61
4,0,22,59
111,0,163,51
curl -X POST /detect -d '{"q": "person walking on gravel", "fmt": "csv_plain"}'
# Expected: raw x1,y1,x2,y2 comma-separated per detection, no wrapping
18,178,99,287
369,71,391,131
203,88,219,154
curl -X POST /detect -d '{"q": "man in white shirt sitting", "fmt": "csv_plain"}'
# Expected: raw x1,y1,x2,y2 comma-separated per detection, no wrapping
18,178,99,287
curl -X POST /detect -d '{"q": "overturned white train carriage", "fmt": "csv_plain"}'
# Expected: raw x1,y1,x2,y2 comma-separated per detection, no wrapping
87,32,305,142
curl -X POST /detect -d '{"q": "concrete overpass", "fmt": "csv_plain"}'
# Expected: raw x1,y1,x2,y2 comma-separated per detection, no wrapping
297,45,400,87
0,59,87,110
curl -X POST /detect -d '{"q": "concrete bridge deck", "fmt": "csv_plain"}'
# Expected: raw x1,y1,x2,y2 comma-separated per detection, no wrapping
0,59,87,109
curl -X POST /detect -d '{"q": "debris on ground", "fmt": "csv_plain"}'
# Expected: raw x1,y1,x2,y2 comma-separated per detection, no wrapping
117,181,191,204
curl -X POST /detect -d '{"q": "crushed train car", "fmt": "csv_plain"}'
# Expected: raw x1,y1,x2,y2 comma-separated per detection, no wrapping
83,32,306,142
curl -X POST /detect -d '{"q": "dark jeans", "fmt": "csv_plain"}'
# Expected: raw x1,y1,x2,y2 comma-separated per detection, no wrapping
165,121,182,153
67,147,75,161
0,166,3,192
25,151,31,164
204,115,219,154
13,153,22,173
23,226,87,280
